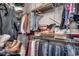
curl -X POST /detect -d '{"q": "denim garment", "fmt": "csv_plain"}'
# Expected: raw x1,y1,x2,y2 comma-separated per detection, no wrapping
55,45,61,56
38,42,43,56
35,16,42,31
66,44,75,56
42,42,49,56
30,12,36,31
64,45,68,56
35,41,39,56
75,46,79,56
60,44,68,56
60,45,65,56
51,44,56,56
67,45,75,56
48,44,52,56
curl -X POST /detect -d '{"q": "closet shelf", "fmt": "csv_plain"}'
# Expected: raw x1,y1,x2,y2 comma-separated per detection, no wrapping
32,3,63,14
32,36,79,44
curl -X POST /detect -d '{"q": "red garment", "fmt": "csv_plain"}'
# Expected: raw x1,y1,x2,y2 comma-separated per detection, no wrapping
29,40,32,56
25,34,30,56
67,3,70,14
25,34,32,56
66,34,79,37
24,14,30,56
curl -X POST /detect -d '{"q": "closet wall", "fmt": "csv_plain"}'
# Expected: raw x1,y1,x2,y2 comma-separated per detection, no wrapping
23,3,64,26
39,5,64,26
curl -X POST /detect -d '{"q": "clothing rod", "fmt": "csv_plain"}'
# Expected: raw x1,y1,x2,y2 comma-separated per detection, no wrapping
32,36,79,44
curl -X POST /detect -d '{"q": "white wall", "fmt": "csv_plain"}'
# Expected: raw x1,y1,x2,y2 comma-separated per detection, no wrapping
39,5,64,26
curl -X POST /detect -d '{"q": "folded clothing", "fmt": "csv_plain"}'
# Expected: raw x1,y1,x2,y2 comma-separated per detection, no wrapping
0,34,10,47
66,34,79,38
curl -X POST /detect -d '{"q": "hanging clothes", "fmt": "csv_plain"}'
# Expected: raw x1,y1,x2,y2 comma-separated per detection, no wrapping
55,44,61,56
26,14,30,34
30,40,36,56
64,3,70,29
48,43,53,56
21,15,27,34
29,12,42,32
42,42,49,56
35,41,39,56
66,44,75,56
30,12,37,32
0,4,18,39
26,38,79,56
38,42,43,56
17,34,28,56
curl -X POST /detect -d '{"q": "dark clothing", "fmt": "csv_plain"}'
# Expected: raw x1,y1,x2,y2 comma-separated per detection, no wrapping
0,4,18,39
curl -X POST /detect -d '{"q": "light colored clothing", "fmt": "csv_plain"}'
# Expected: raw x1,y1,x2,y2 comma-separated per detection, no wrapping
70,22,77,29
0,34,10,47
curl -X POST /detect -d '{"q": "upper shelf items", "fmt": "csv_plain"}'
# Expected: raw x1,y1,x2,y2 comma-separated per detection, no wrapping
32,3,63,14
